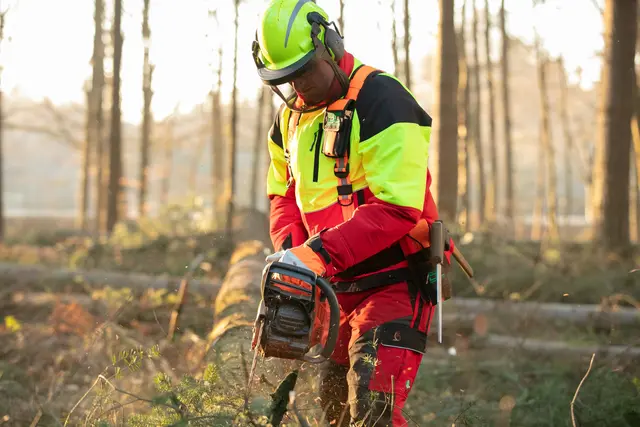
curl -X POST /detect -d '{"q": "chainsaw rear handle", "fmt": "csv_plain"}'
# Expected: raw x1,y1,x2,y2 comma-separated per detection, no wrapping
303,274,340,364
264,261,340,364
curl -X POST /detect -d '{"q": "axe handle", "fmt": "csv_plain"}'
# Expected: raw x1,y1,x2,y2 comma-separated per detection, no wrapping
452,246,474,278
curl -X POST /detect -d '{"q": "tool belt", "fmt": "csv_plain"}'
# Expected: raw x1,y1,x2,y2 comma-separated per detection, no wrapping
331,231,453,305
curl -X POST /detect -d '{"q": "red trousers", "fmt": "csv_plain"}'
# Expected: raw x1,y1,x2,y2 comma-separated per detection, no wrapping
317,281,434,426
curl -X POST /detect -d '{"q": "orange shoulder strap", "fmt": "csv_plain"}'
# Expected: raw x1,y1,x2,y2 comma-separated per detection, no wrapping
329,65,380,221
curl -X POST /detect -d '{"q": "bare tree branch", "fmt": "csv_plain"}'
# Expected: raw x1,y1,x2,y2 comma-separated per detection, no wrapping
42,98,83,148
589,0,604,16
4,121,81,149
571,353,596,427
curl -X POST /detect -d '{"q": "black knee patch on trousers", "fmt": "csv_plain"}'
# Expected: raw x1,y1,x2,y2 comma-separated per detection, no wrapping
347,329,394,426
319,359,349,426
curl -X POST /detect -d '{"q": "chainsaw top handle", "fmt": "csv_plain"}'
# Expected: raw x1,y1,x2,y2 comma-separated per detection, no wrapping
263,261,340,364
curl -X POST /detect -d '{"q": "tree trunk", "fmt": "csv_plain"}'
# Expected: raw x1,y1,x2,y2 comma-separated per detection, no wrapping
189,108,208,195
226,0,240,243
499,0,515,234
592,0,615,238
78,82,92,231
631,69,640,242
534,32,559,242
91,0,105,235
251,87,266,210
471,0,486,227
483,0,497,225
403,0,411,91
338,0,345,37
139,0,153,218
266,94,277,211
456,0,470,231
106,0,123,233
431,0,458,222
557,56,575,226
594,0,637,252
0,13,4,241
391,0,400,78
211,21,224,228
531,138,545,241
160,119,174,206
631,156,639,242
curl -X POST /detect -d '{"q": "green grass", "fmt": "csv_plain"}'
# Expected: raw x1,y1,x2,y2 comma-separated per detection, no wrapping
448,236,640,305
404,349,640,426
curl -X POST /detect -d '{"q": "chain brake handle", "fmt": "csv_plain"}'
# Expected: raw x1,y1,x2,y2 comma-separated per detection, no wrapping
261,261,340,364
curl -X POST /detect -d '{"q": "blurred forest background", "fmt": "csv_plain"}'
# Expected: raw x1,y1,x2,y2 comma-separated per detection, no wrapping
0,0,639,426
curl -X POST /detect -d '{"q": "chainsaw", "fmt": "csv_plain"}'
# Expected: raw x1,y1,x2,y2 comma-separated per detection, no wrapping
247,260,341,390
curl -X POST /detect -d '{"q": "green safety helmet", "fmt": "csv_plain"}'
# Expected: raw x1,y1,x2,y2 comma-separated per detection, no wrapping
252,0,348,110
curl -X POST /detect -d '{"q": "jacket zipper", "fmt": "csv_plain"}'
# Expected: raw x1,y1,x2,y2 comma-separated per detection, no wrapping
310,123,323,182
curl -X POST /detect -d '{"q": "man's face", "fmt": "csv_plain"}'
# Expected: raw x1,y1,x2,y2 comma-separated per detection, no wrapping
289,57,336,106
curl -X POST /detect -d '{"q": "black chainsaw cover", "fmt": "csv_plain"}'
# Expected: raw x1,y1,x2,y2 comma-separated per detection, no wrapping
259,265,318,360
262,298,313,359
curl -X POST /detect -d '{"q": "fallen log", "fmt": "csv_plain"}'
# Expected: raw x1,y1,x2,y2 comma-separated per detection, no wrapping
0,262,221,297
2,260,638,329
450,297,640,328
202,240,322,423
475,334,640,358
204,240,267,363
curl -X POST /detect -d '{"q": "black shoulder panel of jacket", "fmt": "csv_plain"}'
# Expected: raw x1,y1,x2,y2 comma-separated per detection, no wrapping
355,73,433,142
269,103,285,148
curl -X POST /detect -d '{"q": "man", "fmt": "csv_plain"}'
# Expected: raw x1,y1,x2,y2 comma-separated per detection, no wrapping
253,1,454,425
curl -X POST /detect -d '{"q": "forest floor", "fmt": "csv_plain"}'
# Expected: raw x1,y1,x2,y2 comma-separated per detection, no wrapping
0,214,639,426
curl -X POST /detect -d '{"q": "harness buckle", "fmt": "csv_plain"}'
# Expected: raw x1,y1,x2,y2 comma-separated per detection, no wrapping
334,163,349,178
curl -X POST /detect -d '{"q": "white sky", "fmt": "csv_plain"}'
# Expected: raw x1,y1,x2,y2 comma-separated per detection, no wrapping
1,0,604,125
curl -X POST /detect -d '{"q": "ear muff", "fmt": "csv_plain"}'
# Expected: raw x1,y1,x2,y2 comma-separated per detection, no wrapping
306,11,344,61
324,27,344,60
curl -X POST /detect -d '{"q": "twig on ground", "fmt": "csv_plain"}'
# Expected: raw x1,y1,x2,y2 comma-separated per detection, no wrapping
153,309,167,336
316,403,331,427
91,397,140,424
571,353,596,427
289,391,311,427
29,409,42,427
99,374,187,417
28,369,62,427
336,403,349,427
64,376,104,426
167,253,205,340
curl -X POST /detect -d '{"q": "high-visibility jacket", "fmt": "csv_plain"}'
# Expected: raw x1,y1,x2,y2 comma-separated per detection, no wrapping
266,51,441,289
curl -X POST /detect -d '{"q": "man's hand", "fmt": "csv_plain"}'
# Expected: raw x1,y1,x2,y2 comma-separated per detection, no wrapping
265,244,328,276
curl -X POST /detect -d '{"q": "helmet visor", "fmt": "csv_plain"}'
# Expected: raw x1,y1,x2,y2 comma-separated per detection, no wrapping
253,41,316,86
263,53,330,113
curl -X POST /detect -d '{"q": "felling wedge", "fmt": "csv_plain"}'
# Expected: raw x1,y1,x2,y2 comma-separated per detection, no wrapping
427,220,475,343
